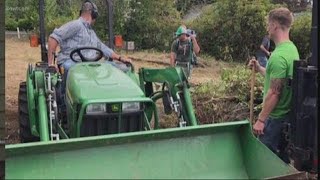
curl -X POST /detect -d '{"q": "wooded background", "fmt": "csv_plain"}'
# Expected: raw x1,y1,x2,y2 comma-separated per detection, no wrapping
5,0,313,61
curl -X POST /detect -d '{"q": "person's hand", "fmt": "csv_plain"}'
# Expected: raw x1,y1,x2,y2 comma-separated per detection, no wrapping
49,63,59,73
121,57,132,63
247,57,260,73
267,51,271,57
190,35,197,40
253,119,265,135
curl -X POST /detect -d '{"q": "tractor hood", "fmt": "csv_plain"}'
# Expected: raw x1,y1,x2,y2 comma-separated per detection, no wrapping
66,62,144,104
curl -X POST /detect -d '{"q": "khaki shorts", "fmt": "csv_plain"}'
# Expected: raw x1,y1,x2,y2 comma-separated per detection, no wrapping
175,61,192,79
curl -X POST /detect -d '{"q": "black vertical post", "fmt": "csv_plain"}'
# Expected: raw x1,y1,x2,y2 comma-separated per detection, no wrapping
310,0,317,67
106,0,114,50
39,0,48,62
311,0,318,172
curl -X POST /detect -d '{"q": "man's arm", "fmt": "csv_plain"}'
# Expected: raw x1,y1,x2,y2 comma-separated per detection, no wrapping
110,52,131,63
47,37,59,66
248,58,266,76
94,33,131,63
47,20,82,66
190,36,200,55
170,52,176,66
260,45,271,56
170,40,177,66
260,37,271,56
257,63,266,76
258,78,285,121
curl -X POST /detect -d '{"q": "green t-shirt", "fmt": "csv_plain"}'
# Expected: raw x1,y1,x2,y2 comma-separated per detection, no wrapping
263,41,300,118
171,39,193,63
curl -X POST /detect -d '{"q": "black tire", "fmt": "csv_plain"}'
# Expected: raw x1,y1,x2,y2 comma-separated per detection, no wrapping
18,82,39,143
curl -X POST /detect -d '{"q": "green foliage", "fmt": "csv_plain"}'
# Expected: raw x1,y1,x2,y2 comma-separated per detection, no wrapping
175,0,216,16
193,64,264,124
194,65,264,101
191,0,275,62
114,0,131,35
271,0,312,12
4,18,18,31
220,66,264,101
93,0,131,41
123,0,181,51
4,0,314,60
17,19,33,31
290,11,312,60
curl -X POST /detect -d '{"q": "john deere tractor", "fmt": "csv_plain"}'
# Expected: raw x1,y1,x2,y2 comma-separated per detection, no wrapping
5,0,317,179
19,47,196,142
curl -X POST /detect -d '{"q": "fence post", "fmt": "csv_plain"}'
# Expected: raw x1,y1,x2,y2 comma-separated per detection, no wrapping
17,27,20,39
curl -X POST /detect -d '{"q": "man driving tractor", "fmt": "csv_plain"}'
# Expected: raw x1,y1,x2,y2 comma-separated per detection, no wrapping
47,0,131,102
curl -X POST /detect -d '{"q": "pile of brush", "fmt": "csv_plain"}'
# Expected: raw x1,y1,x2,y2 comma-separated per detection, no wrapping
191,66,264,125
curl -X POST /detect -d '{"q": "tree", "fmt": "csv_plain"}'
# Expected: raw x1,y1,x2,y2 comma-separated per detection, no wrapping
190,0,275,62
271,0,312,12
290,11,312,59
124,0,181,51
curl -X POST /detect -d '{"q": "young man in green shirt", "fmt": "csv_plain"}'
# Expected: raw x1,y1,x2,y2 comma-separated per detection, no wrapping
249,7,300,163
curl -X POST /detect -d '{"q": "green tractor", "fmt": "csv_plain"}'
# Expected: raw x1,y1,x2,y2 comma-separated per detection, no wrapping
5,0,317,179
19,47,196,142
18,0,198,143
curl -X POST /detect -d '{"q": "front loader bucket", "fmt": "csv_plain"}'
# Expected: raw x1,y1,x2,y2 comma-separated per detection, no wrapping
6,120,302,179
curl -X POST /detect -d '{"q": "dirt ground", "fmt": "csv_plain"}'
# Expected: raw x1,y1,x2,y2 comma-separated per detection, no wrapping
5,37,225,144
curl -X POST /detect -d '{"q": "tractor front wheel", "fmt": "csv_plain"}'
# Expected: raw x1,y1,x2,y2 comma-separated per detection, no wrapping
18,82,39,143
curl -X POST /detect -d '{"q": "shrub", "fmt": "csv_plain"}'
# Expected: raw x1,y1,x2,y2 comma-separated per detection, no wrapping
18,18,33,31
290,11,312,60
5,18,18,31
123,0,181,51
190,0,275,62
192,64,264,124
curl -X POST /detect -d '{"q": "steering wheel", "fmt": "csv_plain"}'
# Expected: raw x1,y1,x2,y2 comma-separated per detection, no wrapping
70,47,103,62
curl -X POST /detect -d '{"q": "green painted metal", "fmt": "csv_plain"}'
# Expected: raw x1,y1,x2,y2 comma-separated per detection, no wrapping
37,89,49,141
26,68,39,137
182,81,197,126
26,66,59,140
138,68,146,93
57,124,69,139
61,62,161,138
66,62,145,105
152,102,159,129
5,120,297,179
139,67,197,127
73,98,156,137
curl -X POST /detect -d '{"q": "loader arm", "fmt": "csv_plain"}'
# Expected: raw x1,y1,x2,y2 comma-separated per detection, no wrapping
139,67,197,127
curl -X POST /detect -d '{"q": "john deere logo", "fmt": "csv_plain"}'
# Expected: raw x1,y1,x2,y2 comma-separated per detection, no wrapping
111,104,120,112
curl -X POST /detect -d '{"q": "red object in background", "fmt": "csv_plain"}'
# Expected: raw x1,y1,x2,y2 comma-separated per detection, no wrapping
115,35,123,48
29,34,39,47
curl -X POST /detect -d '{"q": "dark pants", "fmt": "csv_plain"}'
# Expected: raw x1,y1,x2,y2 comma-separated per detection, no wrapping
175,61,192,79
258,116,290,164
257,56,268,68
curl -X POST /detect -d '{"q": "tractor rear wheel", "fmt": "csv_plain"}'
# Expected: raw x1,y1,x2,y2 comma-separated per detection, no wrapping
18,82,39,143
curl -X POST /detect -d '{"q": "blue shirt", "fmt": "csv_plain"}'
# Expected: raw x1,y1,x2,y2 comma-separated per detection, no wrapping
256,36,270,58
50,17,114,64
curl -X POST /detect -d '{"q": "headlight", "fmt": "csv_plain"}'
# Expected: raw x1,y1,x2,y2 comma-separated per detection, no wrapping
86,103,106,114
122,102,140,112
